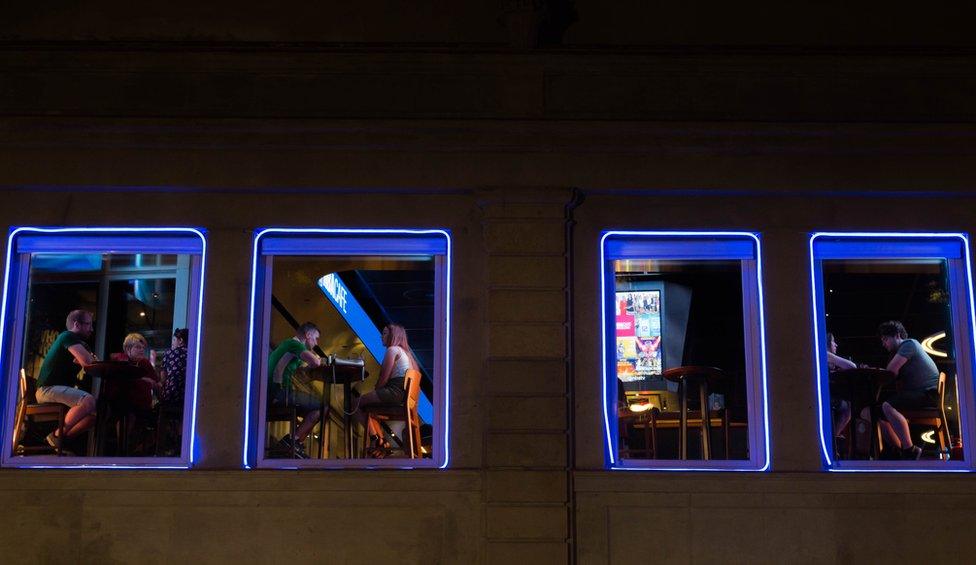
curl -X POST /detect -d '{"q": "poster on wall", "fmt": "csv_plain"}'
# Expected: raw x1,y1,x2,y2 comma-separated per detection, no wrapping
615,290,662,382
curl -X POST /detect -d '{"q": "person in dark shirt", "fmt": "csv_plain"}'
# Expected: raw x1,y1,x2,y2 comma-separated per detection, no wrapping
159,328,189,407
826,332,856,441
864,320,940,460
34,309,98,450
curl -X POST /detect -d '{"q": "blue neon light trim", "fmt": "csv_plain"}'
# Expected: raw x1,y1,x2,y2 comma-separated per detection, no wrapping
0,226,206,470
600,231,771,472
244,228,451,469
810,231,976,472
316,274,434,423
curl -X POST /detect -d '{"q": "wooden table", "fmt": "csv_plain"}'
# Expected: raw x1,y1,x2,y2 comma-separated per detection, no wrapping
304,357,367,458
85,361,150,456
662,366,728,460
829,367,895,459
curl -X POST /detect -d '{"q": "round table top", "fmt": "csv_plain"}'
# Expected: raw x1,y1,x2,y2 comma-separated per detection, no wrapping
303,362,369,383
85,361,148,380
662,365,727,383
829,367,896,387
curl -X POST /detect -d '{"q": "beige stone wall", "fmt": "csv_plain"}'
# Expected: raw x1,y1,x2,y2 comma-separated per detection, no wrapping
573,193,976,564
1,124,975,562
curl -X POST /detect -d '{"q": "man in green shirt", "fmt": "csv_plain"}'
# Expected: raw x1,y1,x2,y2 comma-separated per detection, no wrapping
35,309,98,450
267,322,326,457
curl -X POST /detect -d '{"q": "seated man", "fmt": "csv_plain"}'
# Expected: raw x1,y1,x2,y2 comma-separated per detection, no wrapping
826,332,856,442
34,309,98,451
860,320,939,460
267,322,326,458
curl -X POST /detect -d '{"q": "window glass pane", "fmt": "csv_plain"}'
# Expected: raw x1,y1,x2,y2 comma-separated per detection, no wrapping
823,258,962,462
263,255,437,462
614,258,751,461
108,254,178,269
13,251,193,459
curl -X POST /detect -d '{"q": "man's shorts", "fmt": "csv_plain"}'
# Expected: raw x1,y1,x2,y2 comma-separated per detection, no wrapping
36,385,92,407
873,388,938,421
268,384,321,415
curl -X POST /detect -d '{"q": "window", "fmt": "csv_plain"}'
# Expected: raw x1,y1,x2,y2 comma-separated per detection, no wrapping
810,233,976,471
601,232,769,471
244,229,450,469
0,227,206,468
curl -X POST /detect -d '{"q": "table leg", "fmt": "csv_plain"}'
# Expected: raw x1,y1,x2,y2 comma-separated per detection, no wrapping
318,384,329,459
679,379,687,460
94,398,110,456
846,382,856,460
650,412,658,459
343,380,353,458
699,380,711,461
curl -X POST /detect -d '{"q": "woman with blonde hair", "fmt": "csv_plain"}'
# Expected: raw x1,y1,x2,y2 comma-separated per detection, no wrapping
105,332,159,454
353,323,419,457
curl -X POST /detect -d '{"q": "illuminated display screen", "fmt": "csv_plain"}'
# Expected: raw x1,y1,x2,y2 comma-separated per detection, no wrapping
615,289,662,382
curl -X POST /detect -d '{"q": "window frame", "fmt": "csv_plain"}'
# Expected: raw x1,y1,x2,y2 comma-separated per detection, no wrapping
243,228,451,469
809,232,976,472
601,231,770,471
0,226,207,469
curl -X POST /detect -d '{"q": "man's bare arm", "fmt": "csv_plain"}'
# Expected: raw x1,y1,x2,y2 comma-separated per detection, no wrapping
67,343,97,367
886,354,908,375
299,350,323,368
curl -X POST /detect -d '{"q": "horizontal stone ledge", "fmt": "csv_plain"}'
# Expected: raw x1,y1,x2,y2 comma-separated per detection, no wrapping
572,470,976,495
0,468,483,492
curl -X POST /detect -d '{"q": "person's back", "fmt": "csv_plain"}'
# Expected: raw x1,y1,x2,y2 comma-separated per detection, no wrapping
268,337,307,392
37,330,87,387
389,345,412,380
895,338,939,391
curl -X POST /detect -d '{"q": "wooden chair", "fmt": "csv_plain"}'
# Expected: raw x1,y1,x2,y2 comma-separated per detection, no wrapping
901,372,950,460
12,369,67,456
361,369,424,458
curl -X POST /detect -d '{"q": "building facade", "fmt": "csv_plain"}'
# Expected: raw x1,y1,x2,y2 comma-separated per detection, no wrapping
2,3,976,562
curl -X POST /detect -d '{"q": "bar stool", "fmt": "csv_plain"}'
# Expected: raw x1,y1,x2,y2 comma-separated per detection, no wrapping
662,366,728,460
265,404,299,458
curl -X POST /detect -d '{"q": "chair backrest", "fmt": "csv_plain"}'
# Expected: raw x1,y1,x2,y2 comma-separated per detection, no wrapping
13,370,29,452
404,369,423,412
19,369,27,402
20,369,39,404
937,372,947,408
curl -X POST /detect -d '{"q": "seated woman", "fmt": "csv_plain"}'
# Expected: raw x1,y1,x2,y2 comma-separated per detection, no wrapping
157,328,188,455
353,323,419,458
826,332,856,443
159,328,188,408
104,332,159,454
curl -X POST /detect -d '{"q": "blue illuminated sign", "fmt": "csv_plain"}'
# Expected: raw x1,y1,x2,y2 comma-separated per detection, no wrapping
245,228,451,469
316,273,434,424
